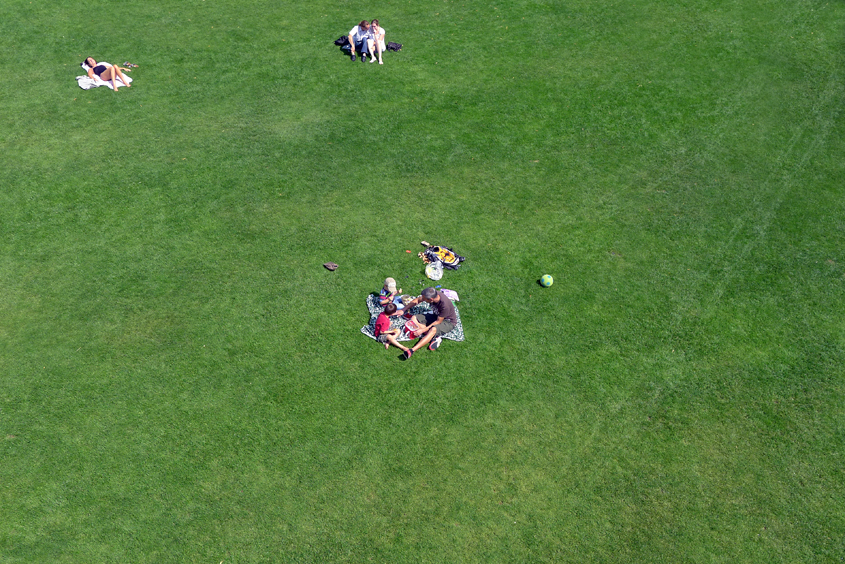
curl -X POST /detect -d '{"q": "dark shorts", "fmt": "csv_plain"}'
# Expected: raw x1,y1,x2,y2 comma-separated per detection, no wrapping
414,313,455,337
376,334,389,344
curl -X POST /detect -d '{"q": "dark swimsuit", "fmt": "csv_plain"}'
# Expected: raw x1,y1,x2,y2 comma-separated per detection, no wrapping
93,64,108,76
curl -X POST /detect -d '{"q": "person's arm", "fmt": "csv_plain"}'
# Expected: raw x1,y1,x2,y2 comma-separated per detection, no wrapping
348,30,356,55
87,67,96,80
393,297,418,314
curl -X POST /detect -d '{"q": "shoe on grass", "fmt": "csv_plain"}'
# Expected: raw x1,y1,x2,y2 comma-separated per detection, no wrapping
428,337,442,351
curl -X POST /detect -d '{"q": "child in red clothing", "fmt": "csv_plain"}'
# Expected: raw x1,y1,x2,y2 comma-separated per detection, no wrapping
375,303,410,353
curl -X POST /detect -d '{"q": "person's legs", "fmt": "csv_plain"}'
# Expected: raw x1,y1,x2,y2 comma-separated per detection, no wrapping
377,40,384,64
367,39,377,62
114,67,131,88
414,327,437,351
100,66,118,90
435,320,455,337
405,313,437,354
385,331,409,352
101,66,129,90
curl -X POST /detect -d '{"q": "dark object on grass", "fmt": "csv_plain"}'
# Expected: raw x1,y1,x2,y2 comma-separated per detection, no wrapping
387,42,402,51
324,262,339,271
335,36,353,57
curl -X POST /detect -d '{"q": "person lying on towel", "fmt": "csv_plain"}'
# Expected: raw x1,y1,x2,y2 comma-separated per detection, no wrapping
82,57,132,91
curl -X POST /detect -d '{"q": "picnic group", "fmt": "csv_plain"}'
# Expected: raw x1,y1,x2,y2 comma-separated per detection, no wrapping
374,280,458,360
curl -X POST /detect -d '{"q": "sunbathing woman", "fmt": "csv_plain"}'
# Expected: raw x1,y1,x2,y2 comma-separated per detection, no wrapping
83,57,131,91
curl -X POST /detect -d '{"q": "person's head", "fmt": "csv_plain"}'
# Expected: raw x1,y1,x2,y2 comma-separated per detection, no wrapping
359,20,370,30
84,57,96,67
371,19,379,28
421,287,438,302
384,303,397,315
384,277,397,292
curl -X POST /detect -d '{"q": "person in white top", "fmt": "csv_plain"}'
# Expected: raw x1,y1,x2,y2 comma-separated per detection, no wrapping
368,19,386,65
348,20,373,62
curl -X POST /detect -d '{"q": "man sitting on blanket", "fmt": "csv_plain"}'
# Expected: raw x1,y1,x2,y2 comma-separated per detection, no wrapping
391,287,456,359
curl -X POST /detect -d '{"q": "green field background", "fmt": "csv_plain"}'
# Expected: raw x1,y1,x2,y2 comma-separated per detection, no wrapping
1,0,843,561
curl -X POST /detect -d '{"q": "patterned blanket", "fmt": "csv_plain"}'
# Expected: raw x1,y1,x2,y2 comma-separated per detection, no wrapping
360,294,465,342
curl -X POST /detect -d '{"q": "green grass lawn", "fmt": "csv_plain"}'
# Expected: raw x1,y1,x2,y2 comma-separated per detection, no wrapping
1,0,844,561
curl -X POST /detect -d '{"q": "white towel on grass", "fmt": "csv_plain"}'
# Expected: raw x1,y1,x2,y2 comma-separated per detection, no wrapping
77,62,132,90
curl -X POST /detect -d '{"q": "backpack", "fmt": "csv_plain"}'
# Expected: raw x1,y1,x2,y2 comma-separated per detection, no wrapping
334,35,350,46
386,41,402,51
423,246,464,270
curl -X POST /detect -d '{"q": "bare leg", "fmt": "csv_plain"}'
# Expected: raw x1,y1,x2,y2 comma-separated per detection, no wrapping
367,39,377,62
114,67,131,88
102,67,120,90
412,328,437,352
385,332,409,352
378,41,384,64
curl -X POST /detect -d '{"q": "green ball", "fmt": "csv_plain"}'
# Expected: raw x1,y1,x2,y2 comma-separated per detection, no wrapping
541,274,553,287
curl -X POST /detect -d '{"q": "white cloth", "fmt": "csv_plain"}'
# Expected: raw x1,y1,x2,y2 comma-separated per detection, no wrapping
76,62,132,90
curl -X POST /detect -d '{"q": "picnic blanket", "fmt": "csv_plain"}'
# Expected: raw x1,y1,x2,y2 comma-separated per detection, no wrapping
76,62,132,90
360,294,465,342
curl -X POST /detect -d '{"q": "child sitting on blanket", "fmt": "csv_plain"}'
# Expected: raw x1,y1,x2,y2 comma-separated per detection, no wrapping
378,277,405,309
375,303,410,353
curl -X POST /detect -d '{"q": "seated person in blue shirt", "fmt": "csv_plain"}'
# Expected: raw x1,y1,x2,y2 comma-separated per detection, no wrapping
348,20,374,62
